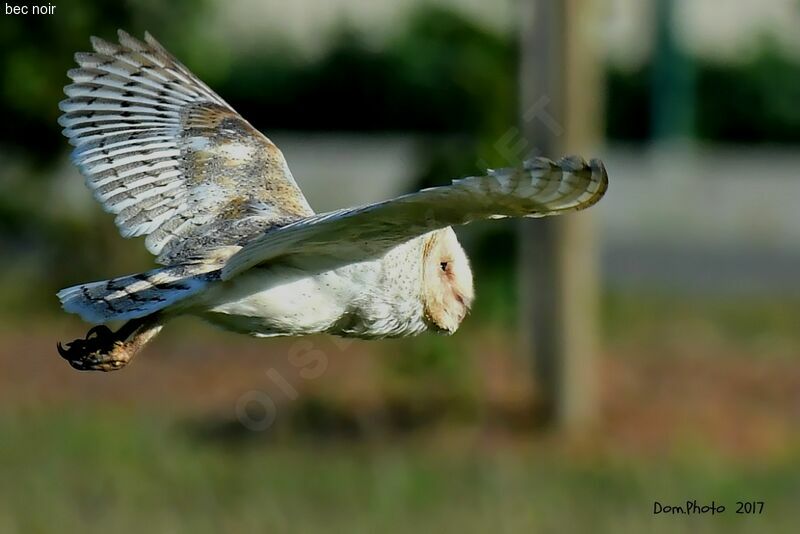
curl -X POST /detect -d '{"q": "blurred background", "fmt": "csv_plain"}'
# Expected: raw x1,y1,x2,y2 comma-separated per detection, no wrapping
1,0,799,532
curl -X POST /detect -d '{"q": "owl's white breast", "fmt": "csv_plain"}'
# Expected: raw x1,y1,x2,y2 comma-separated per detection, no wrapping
194,237,430,339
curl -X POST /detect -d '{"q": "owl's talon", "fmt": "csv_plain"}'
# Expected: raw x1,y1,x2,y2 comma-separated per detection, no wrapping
57,327,131,372
86,325,113,340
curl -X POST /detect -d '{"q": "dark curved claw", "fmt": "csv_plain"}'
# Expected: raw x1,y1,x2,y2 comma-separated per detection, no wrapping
56,326,128,372
56,338,89,360
86,325,113,339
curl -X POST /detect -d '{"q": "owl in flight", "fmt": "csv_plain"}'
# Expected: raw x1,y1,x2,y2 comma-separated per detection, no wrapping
56,31,608,371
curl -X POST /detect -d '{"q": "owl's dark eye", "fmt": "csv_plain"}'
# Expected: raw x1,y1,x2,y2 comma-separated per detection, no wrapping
440,261,449,272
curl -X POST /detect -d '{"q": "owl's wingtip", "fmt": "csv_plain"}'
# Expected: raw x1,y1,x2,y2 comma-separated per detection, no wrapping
588,157,606,175
589,157,608,194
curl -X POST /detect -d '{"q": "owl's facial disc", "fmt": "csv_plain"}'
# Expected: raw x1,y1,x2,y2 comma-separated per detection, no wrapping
421,227,474,334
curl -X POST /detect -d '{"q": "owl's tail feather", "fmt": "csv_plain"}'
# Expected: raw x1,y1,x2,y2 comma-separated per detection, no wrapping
57,263,220,324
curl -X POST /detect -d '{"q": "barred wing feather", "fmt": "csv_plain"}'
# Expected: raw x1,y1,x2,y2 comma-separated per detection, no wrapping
222,156,608,280
59,30,313,264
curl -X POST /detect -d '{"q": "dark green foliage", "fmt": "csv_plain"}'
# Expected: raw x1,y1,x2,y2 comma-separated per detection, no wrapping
607,41,800,144
695,43,800,143
605,64,653,142
0,0,210,162
216,6,516,136
4,5,799,158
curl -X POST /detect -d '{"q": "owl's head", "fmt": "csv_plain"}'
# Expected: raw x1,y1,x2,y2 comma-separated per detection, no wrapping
421,227,474,334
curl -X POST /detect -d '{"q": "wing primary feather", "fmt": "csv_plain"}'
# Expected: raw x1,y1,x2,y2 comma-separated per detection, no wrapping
59,31,328,266
221,156,608,280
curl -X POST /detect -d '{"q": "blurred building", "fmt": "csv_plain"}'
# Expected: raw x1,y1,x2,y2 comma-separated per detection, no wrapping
208,0,800,62
211,0,514,56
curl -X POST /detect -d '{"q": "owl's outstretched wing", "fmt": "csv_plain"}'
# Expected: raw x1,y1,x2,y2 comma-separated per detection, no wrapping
59,30,313,264
221,156,608,280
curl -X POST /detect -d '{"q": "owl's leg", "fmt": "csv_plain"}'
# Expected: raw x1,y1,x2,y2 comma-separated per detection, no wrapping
57,315,163,372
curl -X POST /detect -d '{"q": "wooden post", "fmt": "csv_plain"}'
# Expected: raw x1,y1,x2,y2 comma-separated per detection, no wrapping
518,0,603,429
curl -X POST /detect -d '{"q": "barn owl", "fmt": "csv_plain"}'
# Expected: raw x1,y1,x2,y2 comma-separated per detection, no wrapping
56,31,608,371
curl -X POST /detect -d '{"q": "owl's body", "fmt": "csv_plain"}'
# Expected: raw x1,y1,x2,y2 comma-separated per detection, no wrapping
196,235,433,339
55,31,607,371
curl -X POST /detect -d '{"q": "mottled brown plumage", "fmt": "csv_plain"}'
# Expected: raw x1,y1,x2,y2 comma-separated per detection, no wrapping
59,30,313,266
56,31,609,372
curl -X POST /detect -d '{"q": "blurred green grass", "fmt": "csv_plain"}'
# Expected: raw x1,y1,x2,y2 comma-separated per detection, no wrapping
0,290,798,533
602,291,800,348
1,409,799,533
2,264,800,534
